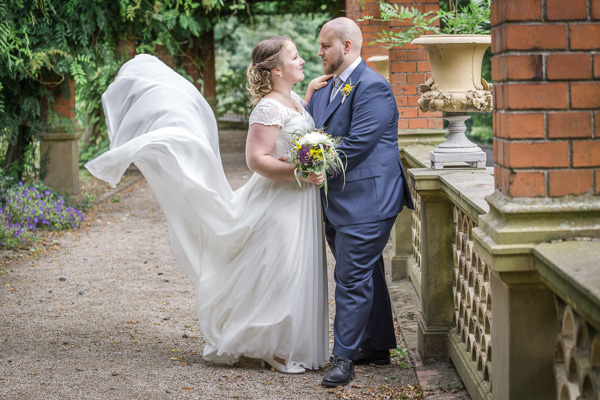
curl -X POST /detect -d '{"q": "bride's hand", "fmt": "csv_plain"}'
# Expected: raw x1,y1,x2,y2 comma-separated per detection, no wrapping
300,172,324,185
304,74,335,105
309,74,334,92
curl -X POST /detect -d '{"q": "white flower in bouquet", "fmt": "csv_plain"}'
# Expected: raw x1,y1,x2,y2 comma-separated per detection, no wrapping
297,131,335,147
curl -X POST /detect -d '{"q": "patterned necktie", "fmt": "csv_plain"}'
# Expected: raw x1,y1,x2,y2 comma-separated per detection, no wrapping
329,76,343,103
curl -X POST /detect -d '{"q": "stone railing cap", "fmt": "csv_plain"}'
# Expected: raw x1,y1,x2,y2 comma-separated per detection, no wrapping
535,241,600,331
409,167,494,217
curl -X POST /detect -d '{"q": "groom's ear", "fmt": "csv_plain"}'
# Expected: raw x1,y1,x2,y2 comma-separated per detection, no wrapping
343,40,352,55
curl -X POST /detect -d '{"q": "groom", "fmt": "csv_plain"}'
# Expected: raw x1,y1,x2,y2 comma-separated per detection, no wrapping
306,17,414,387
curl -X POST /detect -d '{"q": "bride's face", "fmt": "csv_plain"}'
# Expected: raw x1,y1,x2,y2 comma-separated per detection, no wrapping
277,42,305,84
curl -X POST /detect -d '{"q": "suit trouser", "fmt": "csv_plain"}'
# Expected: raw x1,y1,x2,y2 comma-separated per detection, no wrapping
325,216,397,360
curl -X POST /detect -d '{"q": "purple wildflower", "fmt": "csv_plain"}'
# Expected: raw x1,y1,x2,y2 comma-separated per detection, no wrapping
299,146,310,165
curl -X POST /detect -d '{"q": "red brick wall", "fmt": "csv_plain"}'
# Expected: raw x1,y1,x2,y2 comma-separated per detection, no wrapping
492,0,600,197
117,38,137,60
42,79,76,121
389,0,442,130
346,0,442,131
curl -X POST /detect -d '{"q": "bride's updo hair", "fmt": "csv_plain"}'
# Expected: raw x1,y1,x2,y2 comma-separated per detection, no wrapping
247,36,291,106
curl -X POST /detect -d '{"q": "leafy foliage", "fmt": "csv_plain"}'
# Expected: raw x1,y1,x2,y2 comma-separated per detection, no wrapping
362,0,491,48
215,12,329,118
1,0,339,180
439,0,491,35
360,5,440,49
0,0,121,180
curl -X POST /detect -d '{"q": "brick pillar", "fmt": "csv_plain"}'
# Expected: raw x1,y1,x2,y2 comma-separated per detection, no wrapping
389,0,442,133
117,38,137,60
348,0,389,67
473,1,599,399
492,0,600,197
154,46,174,68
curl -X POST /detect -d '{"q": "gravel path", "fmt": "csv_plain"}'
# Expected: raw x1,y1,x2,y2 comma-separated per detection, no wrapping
0,129,421,399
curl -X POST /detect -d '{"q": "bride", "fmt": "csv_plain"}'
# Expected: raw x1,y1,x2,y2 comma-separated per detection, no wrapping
85,37,331,374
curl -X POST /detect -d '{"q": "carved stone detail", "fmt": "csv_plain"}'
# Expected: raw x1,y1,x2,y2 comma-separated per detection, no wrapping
418,77,493,113
462,81,494,113
410,186,422,279
554,299,599,400
418,88,456,113
451,206,493,393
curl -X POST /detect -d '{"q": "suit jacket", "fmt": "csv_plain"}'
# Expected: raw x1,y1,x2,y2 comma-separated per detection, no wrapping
306,59,414,226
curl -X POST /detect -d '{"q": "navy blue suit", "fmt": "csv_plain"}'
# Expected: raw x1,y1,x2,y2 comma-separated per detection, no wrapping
306,59,413,360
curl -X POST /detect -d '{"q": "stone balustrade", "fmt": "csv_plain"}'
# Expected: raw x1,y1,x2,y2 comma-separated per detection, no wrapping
402,144,495,399
394,145,600,400
535,241,600,400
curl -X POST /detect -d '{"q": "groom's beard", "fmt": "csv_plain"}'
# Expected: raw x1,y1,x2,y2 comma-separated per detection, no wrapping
323,52,344,75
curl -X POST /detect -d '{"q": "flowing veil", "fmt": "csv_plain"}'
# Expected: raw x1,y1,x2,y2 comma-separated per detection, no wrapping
86,54,235,286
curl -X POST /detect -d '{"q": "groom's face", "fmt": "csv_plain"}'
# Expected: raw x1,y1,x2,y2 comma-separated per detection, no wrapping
318,29,345,75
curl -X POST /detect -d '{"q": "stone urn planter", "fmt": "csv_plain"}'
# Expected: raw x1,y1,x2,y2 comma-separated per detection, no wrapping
366,55,390,81
411,34,492,169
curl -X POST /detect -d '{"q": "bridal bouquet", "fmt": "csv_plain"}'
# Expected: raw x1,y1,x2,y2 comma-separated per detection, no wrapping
288,128,345,199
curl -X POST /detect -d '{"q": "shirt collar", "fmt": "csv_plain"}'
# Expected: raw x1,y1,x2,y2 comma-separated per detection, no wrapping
337,56,362,84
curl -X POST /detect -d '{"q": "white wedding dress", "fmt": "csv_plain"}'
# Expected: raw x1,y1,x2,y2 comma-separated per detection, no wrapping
85,55,328,370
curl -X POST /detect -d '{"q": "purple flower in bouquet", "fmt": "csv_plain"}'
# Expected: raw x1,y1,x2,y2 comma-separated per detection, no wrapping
298,146,310,165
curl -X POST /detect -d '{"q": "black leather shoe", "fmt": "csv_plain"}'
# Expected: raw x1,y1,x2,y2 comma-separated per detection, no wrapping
321,356,355,387
354,348,391,365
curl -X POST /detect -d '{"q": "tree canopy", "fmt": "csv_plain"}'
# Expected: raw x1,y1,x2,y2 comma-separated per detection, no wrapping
0,0,340,181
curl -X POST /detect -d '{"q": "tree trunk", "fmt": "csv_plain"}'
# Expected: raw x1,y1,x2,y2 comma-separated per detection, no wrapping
181,40,202,91
1,125,30,180
200,26,217,114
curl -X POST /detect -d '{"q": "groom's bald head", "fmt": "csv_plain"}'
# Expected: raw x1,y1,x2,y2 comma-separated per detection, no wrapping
318,17,363,75
321,18,363,55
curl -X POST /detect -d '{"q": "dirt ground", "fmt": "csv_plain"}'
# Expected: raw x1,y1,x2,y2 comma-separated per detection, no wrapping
0,130,427,400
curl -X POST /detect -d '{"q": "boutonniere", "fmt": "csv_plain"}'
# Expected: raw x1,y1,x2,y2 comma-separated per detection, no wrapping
341,80,354,104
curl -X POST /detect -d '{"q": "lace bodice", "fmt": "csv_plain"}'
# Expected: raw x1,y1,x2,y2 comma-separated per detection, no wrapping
249,91,316,158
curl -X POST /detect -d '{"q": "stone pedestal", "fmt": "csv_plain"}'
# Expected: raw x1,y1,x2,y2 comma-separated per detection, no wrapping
489,269,557,400
387,211,412,280
390,130,446,283
40,126,83,197
366,55,389,80
430,113,486,169
409,169,455,360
